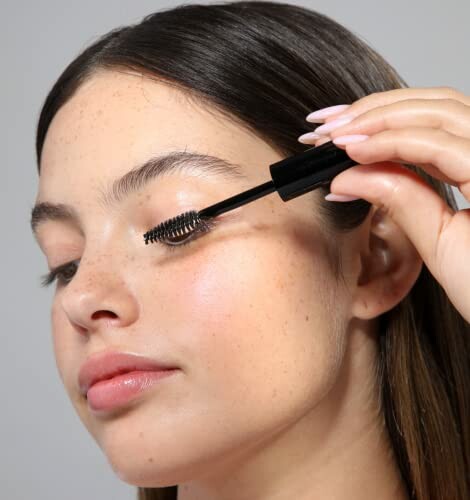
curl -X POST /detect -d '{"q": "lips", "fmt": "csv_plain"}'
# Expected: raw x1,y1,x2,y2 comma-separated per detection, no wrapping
78,350,179,396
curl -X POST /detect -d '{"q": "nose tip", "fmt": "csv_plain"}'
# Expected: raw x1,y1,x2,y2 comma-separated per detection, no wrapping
59,271,140,334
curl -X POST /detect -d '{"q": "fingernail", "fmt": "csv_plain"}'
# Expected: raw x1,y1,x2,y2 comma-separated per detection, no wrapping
297,132,322,143
314,136,333,147
324,193,361,202
306,104,350,122
314,115,354,135
333,134,369,145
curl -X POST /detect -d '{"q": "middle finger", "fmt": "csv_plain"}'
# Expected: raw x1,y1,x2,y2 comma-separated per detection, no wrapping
330,127,470,192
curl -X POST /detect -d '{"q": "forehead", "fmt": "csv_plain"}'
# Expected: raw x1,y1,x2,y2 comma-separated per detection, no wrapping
38,69,281,200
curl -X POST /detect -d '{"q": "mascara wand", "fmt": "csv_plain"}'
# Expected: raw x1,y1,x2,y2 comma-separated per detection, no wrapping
143,141,359,245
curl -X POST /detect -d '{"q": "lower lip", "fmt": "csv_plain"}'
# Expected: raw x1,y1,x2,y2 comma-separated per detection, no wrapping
86,369,179,413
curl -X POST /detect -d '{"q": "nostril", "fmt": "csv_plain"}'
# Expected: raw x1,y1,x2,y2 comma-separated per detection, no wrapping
91,310,118,321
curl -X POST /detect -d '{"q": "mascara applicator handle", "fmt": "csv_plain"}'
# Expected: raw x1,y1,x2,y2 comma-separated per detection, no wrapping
269,141,359,202
197,141,358,221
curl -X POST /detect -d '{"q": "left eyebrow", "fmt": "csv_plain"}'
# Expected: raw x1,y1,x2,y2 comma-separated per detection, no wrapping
30,149,248,237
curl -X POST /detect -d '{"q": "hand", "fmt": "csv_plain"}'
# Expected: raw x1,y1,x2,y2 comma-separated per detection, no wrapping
298,87,470,323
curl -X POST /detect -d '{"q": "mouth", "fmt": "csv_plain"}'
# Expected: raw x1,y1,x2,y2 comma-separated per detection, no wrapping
78,349,180,397
85,368,180,413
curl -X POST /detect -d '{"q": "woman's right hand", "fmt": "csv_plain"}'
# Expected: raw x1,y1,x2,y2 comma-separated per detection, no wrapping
300,87,470,323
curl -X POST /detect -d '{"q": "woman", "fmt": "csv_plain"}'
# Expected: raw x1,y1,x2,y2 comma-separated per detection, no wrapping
30,2,469,499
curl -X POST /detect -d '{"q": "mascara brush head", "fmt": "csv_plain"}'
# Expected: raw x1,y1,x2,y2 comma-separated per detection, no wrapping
143,210,206,245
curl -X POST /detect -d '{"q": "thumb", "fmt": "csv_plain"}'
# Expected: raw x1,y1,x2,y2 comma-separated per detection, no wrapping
328,161,454,272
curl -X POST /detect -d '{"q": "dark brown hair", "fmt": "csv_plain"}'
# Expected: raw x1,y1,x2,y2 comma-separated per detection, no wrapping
34,2,469,499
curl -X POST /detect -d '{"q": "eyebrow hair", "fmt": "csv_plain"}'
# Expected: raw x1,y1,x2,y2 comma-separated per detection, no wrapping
30,149,248,237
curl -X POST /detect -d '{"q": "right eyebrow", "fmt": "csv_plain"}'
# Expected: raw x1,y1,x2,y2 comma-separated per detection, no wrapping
30,149,249,238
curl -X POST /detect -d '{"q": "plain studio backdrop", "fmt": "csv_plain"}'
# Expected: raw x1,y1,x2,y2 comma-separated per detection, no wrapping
2,1,469,498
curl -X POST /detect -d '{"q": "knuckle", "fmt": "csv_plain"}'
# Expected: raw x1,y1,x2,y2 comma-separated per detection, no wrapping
357,90,386,108
441,97,462,109
433,129,453,165
433,207,454,279
377,169,406,221
433,99,465,129
436,85,461,98
356,88,413,116
386,184,400,218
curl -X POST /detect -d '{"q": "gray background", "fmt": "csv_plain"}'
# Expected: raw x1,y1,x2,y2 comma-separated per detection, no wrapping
2,1,469,498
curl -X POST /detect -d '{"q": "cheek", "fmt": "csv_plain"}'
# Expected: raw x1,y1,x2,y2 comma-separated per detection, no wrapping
51,300,70,385
99,234,347,487
50,300,86,410
48,223,347,486
157,233,344,429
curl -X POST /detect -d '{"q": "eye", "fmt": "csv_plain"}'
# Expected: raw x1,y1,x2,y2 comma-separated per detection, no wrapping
39,216,218,288
39,219,217,288
40,260,79,288
159,218,217,252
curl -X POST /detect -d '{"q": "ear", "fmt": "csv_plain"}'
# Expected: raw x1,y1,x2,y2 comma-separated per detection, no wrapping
350,206,424,320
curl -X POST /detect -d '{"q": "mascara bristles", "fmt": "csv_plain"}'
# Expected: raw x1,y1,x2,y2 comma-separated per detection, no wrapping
144,210,203,245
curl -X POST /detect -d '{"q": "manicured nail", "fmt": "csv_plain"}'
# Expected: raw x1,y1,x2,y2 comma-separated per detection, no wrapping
324,193,361,202
314,115,354,135
297,132,321,143
306,104,350,122
314,136,333,147
333,134,369,145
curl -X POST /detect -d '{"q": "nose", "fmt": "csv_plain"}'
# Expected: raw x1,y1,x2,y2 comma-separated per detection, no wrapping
59,254,140,335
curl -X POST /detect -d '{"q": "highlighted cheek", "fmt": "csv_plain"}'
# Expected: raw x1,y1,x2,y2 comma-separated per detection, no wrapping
185,253,238,325
174,242,264,353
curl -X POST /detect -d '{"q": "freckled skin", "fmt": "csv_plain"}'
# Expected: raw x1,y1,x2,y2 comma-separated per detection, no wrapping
34,70,410,499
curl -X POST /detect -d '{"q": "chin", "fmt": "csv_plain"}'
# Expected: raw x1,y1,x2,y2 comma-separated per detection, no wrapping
107,453,186,488
101,430,205,488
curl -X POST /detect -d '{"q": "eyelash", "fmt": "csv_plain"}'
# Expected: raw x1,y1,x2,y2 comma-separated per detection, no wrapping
40,259,80,288
40,218,217,288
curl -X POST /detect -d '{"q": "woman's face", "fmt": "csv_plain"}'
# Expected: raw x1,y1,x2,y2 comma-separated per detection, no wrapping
34,70,356,487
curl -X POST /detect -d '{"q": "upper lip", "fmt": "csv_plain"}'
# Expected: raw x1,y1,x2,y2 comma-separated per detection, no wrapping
78,350,179,396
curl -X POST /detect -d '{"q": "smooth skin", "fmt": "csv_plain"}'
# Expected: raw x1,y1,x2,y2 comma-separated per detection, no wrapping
34,70,428,500
300,86,470,324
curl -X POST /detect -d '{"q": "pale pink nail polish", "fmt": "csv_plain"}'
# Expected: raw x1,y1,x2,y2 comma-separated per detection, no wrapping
306,104,350,122
314,115,354,135
298,132,321,143
324,193,361,202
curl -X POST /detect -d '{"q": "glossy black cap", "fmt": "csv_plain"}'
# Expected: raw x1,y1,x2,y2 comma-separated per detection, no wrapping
269,141,359,201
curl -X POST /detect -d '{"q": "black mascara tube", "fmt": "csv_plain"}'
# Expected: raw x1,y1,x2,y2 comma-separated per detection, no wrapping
269,140,358,201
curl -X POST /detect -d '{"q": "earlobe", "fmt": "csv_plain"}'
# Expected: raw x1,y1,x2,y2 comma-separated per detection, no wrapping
350,207,423,320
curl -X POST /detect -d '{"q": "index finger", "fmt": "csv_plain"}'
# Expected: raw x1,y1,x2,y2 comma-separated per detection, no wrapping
310,86,470,123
